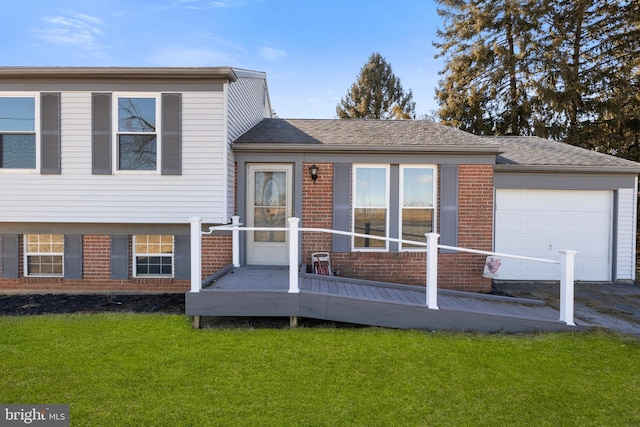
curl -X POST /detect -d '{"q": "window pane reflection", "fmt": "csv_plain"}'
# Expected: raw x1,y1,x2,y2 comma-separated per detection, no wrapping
354,208,386,248
118,98,156,132
0,134,35,168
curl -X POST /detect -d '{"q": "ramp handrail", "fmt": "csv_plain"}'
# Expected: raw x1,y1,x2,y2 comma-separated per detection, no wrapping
190,216,576,326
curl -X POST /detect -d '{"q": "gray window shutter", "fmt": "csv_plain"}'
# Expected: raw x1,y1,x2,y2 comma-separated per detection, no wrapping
41,92,61,174
440,165,458,252
161,93,182,175
174,234,191,280
110,235,129,279
1,235,19,278
64,235,83,279
332,164,352,253
92,93,112,175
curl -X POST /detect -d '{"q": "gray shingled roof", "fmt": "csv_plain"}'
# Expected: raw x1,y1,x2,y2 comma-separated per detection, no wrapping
234,119,499,149
491,136,640,171
234,118,640,172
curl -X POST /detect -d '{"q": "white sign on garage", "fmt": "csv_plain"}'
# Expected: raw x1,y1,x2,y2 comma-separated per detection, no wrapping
494,189,613,281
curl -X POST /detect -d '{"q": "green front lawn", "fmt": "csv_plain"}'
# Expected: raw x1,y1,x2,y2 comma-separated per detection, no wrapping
1,314,639,426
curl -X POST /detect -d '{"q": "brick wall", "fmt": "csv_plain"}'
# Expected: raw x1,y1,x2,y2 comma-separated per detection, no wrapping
202,235,233,278
442,164,494,291
301,162,494,292
302,162,334,262
0,234,232,293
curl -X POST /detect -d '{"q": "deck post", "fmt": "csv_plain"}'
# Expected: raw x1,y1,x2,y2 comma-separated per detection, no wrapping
288,217,300,293
231,215,241,267
559,250,577,326
189,217,203,293
425,233,440,310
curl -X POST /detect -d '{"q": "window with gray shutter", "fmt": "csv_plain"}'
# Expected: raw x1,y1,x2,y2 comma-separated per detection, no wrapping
40,92,61,174
332,164,351,252
439,164,458,253
110,235,129,279
161,93,182,175
174,234,191,280
92,93,112,175
64,235,83,279
1,234,19,278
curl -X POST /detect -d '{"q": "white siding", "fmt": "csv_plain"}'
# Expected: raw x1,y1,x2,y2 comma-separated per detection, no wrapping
225,72,272,218
0,91,228,224
227,73,271,142
616,186,637,281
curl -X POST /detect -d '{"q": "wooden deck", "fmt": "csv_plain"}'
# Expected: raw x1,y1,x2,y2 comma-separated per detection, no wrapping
185,266,591,333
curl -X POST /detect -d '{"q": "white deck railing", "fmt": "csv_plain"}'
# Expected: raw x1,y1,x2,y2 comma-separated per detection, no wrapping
189,216,576,326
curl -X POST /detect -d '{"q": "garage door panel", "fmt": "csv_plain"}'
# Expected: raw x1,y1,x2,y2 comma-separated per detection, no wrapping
580,192,613,211
552,237,577,253
580,213,611,234
576,236,611,257
495,211,523,232
495,189,612,281
553,213,580,233
553,192,583,210
576,253,609,278
522,191,552,209
528,214,552,233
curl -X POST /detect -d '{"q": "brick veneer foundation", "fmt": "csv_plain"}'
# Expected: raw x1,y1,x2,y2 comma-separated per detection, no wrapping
0,234,231,293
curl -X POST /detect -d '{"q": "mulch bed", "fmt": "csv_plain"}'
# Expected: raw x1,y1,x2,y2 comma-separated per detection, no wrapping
0,294,185,316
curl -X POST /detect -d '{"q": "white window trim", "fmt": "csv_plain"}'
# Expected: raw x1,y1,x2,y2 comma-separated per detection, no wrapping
132,235,175,278
399,165,438,251
112,92,161,174
352,164,390,252
23,234,64,278
0,92,40,174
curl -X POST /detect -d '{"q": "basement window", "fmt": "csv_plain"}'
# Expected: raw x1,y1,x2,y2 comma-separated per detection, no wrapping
133,235,174,277
24,234,64,277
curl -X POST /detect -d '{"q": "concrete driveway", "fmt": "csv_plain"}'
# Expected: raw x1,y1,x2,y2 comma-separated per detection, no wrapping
492,281,640,337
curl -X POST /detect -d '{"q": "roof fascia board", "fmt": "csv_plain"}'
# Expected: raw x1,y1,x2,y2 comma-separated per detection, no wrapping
495,164,640,174
0,67,238,82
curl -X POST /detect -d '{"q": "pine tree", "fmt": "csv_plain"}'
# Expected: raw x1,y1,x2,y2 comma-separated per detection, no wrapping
434,0,640,159
434,0,537,135
532,0,640,154
336,52,416,119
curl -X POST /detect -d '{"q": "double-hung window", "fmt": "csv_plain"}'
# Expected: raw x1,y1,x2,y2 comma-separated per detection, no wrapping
115,95,159,171
0,95,37,170
350,164,437,252
353,165,389,250
133,235,174,277
25,234,64,277
400,166,436,249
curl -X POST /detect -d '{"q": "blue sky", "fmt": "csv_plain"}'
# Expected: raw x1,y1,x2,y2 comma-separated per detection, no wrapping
1,0,444,119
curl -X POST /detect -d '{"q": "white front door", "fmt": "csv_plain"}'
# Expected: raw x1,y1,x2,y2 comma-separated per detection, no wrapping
495,189,613,281
246,164,293,265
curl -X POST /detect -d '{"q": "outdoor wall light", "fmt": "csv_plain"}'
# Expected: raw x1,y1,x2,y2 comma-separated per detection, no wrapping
309,164,319,183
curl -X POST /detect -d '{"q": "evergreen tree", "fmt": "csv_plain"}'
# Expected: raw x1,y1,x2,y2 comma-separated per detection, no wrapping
434,0,537,135
336,52,416,119
532,0,640,154
434,0,640,159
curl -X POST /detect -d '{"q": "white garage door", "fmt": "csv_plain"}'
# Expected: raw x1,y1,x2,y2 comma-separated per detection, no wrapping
495,190,613,281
